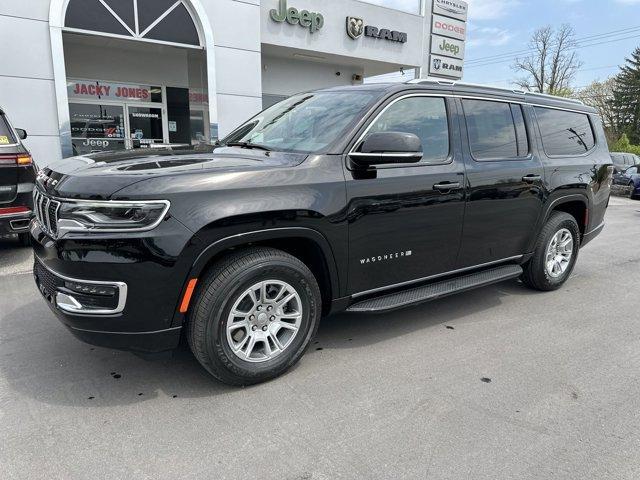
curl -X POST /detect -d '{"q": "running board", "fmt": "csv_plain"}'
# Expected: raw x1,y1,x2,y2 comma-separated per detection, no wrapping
347,264,523,313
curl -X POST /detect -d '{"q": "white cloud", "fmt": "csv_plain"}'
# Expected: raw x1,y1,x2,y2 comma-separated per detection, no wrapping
466,26,514,48
465,0,522,20
359,0,421,14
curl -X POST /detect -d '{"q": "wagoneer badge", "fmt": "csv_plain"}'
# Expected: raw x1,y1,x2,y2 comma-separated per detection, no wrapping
360,250,412,264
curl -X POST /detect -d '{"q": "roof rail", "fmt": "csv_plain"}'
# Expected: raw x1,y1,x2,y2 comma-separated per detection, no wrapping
407,79,585,105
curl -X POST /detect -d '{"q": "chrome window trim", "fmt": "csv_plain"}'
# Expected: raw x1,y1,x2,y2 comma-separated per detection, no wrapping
351,255,524,299
35,255,128,315
347,91,598,163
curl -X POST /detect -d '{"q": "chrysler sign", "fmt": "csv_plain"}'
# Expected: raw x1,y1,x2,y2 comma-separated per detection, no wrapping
433,0,468,22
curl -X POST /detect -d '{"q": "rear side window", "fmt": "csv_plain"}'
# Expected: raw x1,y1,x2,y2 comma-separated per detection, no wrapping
0,114,16,145
535,107,595,156
367,96,450,165
463,99,527,160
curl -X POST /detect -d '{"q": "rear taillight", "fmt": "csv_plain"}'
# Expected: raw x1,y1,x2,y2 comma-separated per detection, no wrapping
0,154,32,166
0,206,30,216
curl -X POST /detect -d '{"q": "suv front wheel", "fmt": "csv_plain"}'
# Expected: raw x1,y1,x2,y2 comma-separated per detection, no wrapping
521,211,580,291
187,247,321,386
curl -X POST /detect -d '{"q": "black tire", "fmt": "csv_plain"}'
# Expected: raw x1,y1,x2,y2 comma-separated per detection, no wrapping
17,233,31,247
521,211,580,291
186,247,321,386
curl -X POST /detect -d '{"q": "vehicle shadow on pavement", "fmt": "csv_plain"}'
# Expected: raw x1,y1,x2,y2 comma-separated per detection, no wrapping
315,279,542,350
0,278,541,407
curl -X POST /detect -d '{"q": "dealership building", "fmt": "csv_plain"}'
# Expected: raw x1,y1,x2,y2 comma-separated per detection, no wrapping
0,0,468,166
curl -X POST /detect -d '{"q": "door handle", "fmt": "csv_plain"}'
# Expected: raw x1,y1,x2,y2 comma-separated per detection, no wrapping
433,182,461,192
522,174,542,183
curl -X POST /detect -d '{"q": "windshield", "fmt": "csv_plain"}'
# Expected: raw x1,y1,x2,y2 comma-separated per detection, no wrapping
221,91,380,153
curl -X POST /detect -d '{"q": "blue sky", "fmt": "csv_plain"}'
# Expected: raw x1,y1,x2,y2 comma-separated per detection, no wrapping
463,0,640,89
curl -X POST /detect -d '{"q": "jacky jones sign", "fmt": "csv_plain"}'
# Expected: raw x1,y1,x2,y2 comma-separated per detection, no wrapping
68,80,154,102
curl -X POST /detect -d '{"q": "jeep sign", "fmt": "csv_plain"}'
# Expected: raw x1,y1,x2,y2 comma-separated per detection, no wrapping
431,15,466,41
430,34,465,60
269,0,324,34
433,0,468,22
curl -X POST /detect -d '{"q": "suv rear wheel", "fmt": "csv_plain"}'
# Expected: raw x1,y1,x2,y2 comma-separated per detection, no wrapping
521,211,580,291
187,247,321,386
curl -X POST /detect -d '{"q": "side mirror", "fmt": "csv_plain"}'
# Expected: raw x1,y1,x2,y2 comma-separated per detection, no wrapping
15,128,27,140
349,132,423,167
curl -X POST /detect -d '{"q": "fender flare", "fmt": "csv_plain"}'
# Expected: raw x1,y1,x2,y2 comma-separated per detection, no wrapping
542,194,589,224
189,226,341,297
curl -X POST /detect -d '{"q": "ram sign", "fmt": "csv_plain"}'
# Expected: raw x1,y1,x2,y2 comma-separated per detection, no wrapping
429,54,464,79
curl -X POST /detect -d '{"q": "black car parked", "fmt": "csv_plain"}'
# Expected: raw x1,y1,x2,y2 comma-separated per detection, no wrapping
0,107,35,245
31,81,612,385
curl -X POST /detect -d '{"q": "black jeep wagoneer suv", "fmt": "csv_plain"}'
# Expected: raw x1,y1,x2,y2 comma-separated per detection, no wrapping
32,81,612,385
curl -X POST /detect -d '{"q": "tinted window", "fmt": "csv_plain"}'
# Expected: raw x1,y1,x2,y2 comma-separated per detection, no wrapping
223,91,379,154
626,167,638,175
511,104,529,157
367,97,449,164
463,100,520,160
144,4,200,46
65,0,131,36
535,107,595,156
0,114,16,145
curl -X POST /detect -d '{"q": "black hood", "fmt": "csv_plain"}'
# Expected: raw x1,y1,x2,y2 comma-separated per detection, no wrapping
38,146,307,199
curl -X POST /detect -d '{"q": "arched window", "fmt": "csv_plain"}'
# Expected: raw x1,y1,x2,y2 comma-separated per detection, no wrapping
64,0,202,47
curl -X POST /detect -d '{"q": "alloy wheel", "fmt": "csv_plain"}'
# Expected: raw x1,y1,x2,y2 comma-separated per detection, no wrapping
226,280,303,363
545,228,574,278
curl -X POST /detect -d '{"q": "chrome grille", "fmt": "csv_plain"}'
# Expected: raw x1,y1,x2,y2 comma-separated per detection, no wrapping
33,189,60,236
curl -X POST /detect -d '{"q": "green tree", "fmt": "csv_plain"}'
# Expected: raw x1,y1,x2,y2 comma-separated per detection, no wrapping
576,79,617,142
609,133,640,155
611,47,640,144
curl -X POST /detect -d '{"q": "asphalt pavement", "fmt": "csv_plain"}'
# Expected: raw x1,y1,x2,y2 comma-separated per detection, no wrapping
1,196,639,479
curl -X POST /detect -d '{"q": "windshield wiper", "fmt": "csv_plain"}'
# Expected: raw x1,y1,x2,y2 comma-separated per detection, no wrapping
224,141,272,151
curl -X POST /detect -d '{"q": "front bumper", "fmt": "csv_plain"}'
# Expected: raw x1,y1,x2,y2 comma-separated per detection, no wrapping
31,215,197,353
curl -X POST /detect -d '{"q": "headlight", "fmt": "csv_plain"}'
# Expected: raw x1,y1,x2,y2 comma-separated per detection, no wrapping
57,200,170,234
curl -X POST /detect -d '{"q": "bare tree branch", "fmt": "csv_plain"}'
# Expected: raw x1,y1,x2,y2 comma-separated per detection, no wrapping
512,24,583,95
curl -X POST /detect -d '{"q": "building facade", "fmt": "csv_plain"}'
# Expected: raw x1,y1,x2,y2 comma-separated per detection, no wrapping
0,0,468,167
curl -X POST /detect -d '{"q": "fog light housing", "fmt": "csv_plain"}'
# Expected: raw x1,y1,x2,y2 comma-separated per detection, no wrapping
64,281,117,297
